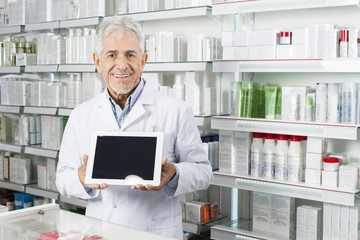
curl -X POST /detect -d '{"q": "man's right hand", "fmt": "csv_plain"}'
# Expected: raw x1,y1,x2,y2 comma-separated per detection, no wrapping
78,155,108,190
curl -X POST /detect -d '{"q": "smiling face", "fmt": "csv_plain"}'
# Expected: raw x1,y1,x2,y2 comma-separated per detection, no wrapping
94,31,148,103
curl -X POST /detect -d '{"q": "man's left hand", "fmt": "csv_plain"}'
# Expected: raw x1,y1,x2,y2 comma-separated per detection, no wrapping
131,156,176,191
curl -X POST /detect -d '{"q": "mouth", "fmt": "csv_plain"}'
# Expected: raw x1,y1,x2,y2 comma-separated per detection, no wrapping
112,73,132,81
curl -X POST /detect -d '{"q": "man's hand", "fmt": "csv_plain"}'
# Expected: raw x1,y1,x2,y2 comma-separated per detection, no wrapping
131,156,176,191
78,155,108,190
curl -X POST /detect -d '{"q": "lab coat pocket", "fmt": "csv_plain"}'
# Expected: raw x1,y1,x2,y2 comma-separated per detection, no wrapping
149,214,182,238
163,133,176,163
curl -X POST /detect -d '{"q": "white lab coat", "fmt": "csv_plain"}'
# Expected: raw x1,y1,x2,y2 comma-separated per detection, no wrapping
56,81,213,240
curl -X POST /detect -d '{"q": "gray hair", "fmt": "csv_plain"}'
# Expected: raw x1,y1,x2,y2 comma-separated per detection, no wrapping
96,16,144,56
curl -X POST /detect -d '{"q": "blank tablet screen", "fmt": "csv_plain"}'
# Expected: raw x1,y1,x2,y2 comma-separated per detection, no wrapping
92,136,157,180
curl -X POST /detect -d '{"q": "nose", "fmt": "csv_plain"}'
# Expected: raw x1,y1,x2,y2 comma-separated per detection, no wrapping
114,55,129,72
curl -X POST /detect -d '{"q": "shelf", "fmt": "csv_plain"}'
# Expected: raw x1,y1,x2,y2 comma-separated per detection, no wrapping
25,184,59,199
58,108,73,116
58,64,96,72
25,65,58,73
212,59,360,72
211,219,277,240
24,145,58,158
212,0,360,15
144,61,211,72
211,116,359,140
183,216,228,234
0,180,25,192
23,106,58,115
60,16,102,28
116,6,211,21
0,66,23,73
0,25,24,35
212,171,360,206
195,115,212,127
25,21,60,31
59,196,87,208
0,142,23,153
0,105,22,114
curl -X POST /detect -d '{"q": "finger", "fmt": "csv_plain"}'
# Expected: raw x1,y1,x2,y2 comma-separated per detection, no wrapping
99,183,108,189
82,155,89,165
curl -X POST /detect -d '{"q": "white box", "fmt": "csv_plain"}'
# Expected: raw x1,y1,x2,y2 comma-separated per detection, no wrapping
349,204,360,240
291,44,307,59
249,31,262,46
235,47,248,60
253,192,271,234
0,204,8,213
339,165,358,190
332,204,341,240
270,195,295,239
261,29,278,46
234,31,249,46
340,205,350,240
281,86,311,121
322,170,338,187
185,201,203,223
292,28,308,45
305,168,321,184
222,47,236,60
276,45,291,59
233,132,252,175
306,207,322,240
307,137,327,154
219,130,234,173
323,203,332,239
296,206,308,240
0,155,3,180
37,165,47,189
249,46,261,59
204,87,216,115
306,152,324,170
47,158,57,191
222,32,234,47
185,72,204,115
260,45,276,59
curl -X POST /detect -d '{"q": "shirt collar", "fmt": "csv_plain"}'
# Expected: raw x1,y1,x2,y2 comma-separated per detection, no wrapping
106,78,145,110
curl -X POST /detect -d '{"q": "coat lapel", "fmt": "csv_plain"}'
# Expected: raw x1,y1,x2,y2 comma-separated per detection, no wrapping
95,91,120,130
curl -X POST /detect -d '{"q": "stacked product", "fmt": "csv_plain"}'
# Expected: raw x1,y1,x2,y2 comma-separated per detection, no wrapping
41,116,68,150
37,158,57,191
201,134,219,171
296,205,322,239
221,24,360,60
305,137,328,185
253,192,295,239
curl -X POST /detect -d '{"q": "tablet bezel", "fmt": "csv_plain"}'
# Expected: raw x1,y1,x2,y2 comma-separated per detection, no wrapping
85,131,164,186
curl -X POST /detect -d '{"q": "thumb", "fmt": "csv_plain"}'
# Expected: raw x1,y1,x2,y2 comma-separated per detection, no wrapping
162,156,168,165
82,155,89,165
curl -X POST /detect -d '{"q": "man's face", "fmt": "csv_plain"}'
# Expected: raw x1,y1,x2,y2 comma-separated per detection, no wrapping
94,31,147,98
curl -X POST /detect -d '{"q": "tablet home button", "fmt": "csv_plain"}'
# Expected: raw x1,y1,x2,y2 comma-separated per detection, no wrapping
113,205,117,208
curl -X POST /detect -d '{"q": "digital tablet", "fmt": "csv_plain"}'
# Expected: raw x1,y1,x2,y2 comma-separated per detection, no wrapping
85,131,164,186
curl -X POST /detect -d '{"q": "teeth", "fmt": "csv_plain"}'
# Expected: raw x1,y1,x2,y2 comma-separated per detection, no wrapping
114,74,130,78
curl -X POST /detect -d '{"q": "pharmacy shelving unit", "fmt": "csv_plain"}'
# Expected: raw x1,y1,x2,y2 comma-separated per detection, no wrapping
144,61,212,72
212,0,360,15
0,66,24,73
213,59,360,73
210,1,360,239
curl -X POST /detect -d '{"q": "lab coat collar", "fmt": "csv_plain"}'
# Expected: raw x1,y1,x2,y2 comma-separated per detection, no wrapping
94,79,156,130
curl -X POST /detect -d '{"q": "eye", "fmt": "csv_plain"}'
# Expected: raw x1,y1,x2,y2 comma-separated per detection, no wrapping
128,53,136,58
108,53,115,58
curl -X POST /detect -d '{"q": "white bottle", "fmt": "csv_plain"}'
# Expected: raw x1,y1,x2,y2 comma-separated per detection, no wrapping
287,135,303,182
80,28,89,64
340,30,348,58
73,28,82,64
67,73,75,108
173,74,185,101
66,29,74,64
250,132,263,177
89,29,97,63
274,135,289,180
262,133,276,178
74,73,82,107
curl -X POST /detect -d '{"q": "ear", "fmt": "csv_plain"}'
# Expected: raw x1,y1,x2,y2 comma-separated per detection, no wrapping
140,52,148,73
93,52,102,74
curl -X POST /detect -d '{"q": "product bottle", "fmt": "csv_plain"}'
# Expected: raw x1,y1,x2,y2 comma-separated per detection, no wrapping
340,29,348,58
81,28,89,64
250,132,264,177
304,96,313,122
89,29,97,63
262,133,276,178
66,29,74,64
279,31,292,45
287,135,303,182
67,73,75,108
173,74,185,101
274,134,289,180
74,73,82,107
240,81,253,118
10,42,16,66
73,28,82,64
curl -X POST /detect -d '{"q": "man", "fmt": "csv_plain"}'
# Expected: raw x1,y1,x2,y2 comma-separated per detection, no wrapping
56,16,213,239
